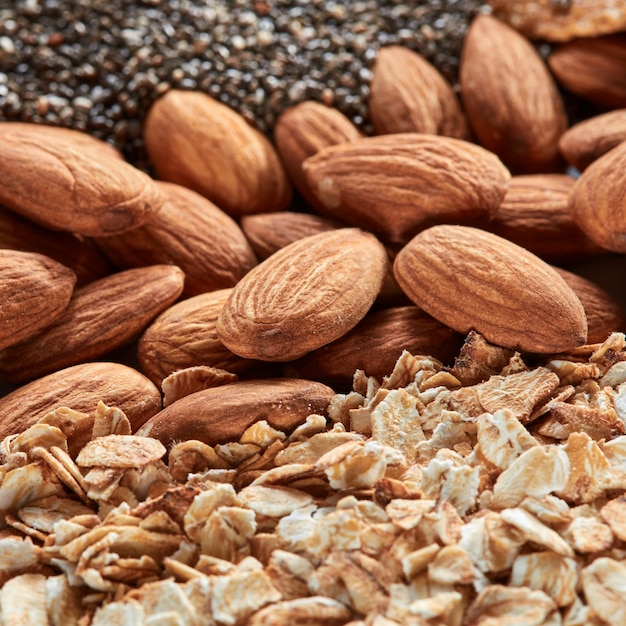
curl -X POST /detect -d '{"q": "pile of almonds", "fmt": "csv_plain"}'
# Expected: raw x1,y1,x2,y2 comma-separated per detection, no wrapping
2,9,626,625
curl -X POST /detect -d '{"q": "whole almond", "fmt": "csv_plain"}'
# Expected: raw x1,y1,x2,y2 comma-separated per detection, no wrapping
0,123,163,236
548,35,626,109
302,133,510,244
284,306,463,389
369,45,469,139
0,362,162,445
487,174,603,262
0,265,185,383
553,267,624,344
274,101,362,211
0,249,76,351
393,225,588,353
460,14,568,173
139,378,335,447
217,228,389,361
559,109,626,171
144,90,292,216
568,141,626,253
95,181,257,297
138,288,261,386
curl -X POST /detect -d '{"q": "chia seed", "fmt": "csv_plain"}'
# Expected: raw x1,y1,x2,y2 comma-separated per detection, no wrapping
0,0,487,168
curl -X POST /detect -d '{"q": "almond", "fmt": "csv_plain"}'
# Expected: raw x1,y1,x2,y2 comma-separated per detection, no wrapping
487,174,603,262
0,265,185,383
0,123,163,236
143,90,292,216
139,378,335,448
568,141,626,253
216,228,389,362
274,101,362,211
0,362,162,445
137,288,261,386
0,249,76,351
559,109,626,171
548,35,626,109
302,133,510,245
460,14,568,173
95,181,257,297
369,45,469,139
553,267,624,344
283,306,463,390
393,225,588,353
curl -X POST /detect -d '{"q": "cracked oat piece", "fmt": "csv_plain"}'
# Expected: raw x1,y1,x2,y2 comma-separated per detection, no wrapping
162,365,239,407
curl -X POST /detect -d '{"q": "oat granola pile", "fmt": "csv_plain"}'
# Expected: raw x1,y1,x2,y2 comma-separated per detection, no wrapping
3,331,626,624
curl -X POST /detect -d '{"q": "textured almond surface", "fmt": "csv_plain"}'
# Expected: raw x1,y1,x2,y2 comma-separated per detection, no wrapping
0,362,162,442
559,109,626,171
0,249,76,351
144,90,292,216
0,123,163,236
95,181,257,297
548,35,626,109
217,228,389,361
140,378,335,447
138,288,260,386
393,225,588,353
460,14,568,173
369,45,469,139
0,265,185,383
303,133,510,244
568,141,626,253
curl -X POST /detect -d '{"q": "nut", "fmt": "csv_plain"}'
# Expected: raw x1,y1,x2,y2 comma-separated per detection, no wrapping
393,224,588,353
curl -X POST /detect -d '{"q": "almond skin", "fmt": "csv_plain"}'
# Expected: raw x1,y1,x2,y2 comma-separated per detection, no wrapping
138,288,261,386
487,174,603,262
216,228,389,362
274,101,362,211
140,378,335,448
302,133,510,245
568,141,626,253
144,90,292,216
559,109,626,171
460,14,568,173
283,306,463,390
95,181,257,297
0,265,185,383
369,45,469,139
0,123,163,236
0,362,162,447
393,225,588,353
0,249,76,351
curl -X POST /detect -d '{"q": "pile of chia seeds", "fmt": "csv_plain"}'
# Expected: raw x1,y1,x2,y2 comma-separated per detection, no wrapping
0,0,486,167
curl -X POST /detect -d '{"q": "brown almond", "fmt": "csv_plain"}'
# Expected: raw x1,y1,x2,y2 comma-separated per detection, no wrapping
568,141,626,253
302,133,510,245
460,14,568,173
0,122,163,236
548,35,626,109
487,174,603,262
216,228,389,361
144,90,292,216
553,267,624,344
284,306,463,390
393,225,588,353
95,181,257,297
140,378,335,448
0,265,185,383
0,249,76,351
369,45,469,139
0,362,162,445
274,101,362,211
559,109,626,171
138,288,260,387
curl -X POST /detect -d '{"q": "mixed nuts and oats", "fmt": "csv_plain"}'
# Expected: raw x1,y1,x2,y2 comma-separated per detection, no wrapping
1,1,626,624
